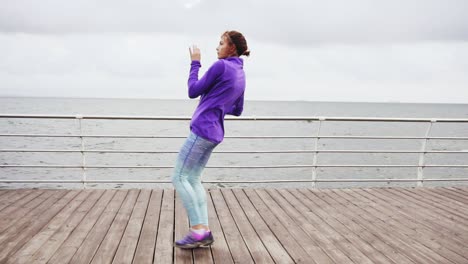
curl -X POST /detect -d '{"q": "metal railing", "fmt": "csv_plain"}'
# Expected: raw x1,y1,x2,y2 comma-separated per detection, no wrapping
1,114,468,188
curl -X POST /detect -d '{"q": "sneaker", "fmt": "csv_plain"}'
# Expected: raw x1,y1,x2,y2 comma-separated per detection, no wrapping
175,230,213,249
200,231,214,247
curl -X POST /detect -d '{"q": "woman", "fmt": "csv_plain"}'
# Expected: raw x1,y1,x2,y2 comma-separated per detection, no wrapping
172,30,250,249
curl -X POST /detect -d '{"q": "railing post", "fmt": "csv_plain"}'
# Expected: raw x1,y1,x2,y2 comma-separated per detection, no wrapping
312,118,324,188
76,115,87,189
417,120,435,187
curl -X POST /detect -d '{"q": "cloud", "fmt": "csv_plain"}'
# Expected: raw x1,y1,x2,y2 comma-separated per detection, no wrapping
1,32,467,103
1,1,467,103
245,39,468,102
1,0,467,44
0,33,192,99
178,0,202,9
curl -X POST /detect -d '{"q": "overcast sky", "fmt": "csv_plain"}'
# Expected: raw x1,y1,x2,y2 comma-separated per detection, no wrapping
1,0,468,103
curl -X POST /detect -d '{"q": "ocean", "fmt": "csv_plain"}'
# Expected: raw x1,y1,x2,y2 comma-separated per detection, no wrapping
1,97,467,189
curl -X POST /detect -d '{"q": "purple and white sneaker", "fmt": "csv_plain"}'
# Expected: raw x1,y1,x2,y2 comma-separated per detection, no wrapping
200,231,214,247
175,230,214,249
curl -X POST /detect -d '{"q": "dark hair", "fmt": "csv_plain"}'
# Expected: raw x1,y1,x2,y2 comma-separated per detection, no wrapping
223,30,250,57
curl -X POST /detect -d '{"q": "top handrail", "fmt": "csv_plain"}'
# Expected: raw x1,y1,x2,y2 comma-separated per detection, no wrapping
1,114,468,122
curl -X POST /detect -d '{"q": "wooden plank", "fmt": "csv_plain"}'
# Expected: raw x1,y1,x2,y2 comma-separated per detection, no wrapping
328,189,446,264
293,189,412,264
242,189,317,264
267,190,371,263
231,189,294,264
364,188,468,262
221,189,275,263
442,188,468,204
417,188,468,218
0,190,50,233
354,188,468,263
192,227,214,264
6,190,103,264
210,189,254,264
45,190,117,264
310,189,430,264
375,188,468,240
112,189,151,264
68,190,129,264
0,190,68,247
0,190,45,216
1,187,466,264
0,190,78,262
154,189,175,264
0,189,34,211
205,189,233,264
132,189,163,264
0,190,10,200
265,189,353,264
255,189,335,264
0,189,33,212
0,191,9,201
363,188,468,256
173,192,193,264
276,189,393,264
0,189,11,197
0,190,10,202
0,190,10,201
90,189,140,264
449,187,468,200
382,188,468,242
407,188,468,220
352,187,465,263
27,190,105,264
405,188,468,219
440,187,468,201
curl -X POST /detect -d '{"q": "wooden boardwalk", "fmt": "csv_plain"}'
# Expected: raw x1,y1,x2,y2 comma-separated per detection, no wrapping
0,187,467,264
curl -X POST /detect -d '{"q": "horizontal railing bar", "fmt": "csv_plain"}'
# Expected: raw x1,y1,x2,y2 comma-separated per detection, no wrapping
2,149,468,154
2,114,468,122
319,136,468,140
1,178,467,184
0,180,171,183
2,134,468,140
204,178,468,183
0,134,313,139
0,114,192,120
2,165,468,168
0,149,178,153
0,165,167,168
0,134,185,138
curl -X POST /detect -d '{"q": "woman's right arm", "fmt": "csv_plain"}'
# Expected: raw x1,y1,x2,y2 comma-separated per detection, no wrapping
188,60,225,99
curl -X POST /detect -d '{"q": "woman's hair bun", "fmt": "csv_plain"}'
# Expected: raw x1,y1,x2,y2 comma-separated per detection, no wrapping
224,30,250,57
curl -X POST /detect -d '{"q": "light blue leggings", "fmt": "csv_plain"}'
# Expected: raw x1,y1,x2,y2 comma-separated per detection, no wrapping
171,132,218,227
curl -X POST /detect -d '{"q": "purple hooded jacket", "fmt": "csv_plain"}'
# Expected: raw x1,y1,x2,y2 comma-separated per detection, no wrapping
188,57,245,143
